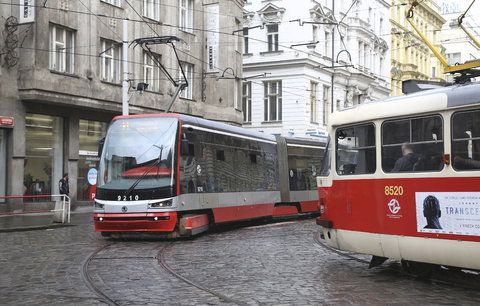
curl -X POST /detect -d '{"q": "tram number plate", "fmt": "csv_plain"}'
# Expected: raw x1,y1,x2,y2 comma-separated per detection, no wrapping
384,186,404,196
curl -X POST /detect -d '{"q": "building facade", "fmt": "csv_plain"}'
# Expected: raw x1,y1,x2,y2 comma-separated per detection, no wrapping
0,0,244,209
242,0,390,139
390,0,446,96
439,0,480,82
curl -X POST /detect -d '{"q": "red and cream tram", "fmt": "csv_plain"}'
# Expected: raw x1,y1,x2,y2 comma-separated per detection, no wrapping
317,82,480,270
94,113,325,237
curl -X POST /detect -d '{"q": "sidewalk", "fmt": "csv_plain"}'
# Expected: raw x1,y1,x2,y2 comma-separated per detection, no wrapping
0,206,93,232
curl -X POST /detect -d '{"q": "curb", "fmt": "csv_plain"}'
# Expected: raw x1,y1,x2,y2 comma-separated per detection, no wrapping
0,223,75,233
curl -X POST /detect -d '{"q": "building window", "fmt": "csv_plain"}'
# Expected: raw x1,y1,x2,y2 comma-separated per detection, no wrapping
144,0,160,21
242,81,252,123
179,0,193,32
49,24,75,74
312,25,318,48
323,85,330,125
447,52,461,65
267,24,279,52
264,80,282,122
243,27,249,54
78,120,107,201
310,82,318,123
143,52,161,92
24,114,64,197
100,39,121,84
325,31,331,57
180,62,194,99
0,129,6,202
234,79,240,110
101,0,121,7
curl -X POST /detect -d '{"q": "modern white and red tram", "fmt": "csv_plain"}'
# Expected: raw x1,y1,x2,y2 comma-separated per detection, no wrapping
317,82,480,270
94,113,325,237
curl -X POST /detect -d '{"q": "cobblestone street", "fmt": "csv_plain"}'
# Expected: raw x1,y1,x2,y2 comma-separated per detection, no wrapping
1,215,480,305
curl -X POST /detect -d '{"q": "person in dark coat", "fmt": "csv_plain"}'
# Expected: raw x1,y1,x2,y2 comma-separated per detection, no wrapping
59,173,69,196
392,143,418,172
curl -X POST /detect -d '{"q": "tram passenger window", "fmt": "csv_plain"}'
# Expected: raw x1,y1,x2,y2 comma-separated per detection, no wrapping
336,124,376,175
382,115,444,173
452,110,480,170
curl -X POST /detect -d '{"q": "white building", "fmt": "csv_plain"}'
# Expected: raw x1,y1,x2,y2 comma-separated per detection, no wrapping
242,0,390,138
439,1,480,75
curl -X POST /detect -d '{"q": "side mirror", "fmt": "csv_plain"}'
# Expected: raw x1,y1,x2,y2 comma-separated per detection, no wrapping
98,137,105,157
181,134,189,156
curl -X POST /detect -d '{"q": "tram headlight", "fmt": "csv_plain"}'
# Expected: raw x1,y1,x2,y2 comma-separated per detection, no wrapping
149,199,173,208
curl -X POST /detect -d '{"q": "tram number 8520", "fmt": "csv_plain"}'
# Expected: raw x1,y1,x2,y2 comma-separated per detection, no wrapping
384,186,404,196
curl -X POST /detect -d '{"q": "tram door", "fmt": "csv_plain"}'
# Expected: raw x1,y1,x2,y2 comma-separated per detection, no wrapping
335,123,377,230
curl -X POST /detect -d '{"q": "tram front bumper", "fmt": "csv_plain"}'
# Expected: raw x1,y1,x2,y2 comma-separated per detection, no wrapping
93,212,177,232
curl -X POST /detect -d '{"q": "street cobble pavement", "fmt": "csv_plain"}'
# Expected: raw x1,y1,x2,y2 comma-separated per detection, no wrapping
1,215,480,305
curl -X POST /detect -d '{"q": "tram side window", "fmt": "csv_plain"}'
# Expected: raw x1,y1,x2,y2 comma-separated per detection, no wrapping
288,146,323,190
382,115,444,173
452,110,480,170
336,124,376,175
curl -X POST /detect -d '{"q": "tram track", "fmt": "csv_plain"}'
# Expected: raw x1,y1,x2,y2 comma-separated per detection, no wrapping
313,231,480,292
157,242,248,306
81,243,120,306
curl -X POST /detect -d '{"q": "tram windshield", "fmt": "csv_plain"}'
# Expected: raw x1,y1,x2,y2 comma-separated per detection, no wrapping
97,117,178,191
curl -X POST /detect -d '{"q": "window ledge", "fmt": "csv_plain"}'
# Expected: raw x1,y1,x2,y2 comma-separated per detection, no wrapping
49,70,80,78
260,50,284,55
179,97,196,102
243,122,252,125
145,90,164,96
142,16,162,24
235,108,242,112
101,80,122,87
99,0,123,9
243,53,253,57
261,120,282,125
179,29,195,36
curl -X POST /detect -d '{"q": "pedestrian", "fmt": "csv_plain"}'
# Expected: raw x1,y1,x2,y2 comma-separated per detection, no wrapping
59,173,69,196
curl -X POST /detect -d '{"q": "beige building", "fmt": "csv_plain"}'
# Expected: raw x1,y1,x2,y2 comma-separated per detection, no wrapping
390,0,446,96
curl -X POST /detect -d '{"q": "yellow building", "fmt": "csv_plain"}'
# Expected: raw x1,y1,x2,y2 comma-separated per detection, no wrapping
390,0,446,96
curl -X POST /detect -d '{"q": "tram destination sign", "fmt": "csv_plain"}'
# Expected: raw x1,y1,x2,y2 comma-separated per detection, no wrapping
0,116,14,128
416,192,480,237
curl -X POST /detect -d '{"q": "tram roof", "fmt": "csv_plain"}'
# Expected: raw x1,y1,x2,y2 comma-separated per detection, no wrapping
330,82,480,127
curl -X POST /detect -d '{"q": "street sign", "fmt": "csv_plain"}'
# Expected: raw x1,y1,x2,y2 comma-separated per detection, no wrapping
0,116,14,128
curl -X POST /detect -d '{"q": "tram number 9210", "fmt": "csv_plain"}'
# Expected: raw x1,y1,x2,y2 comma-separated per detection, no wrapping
384,186,404,196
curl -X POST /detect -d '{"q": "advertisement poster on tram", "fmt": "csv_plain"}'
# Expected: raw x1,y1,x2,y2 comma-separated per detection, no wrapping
415,192,480,236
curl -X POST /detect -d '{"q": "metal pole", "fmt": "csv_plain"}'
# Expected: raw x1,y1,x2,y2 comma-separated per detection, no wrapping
330,0,335,114
122,19,129,116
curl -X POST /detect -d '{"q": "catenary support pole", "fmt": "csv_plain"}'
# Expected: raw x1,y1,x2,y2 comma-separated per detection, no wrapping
122,19,129,116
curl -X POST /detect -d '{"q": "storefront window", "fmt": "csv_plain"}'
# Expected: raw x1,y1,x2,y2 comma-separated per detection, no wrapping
24,114,64,198
0,129,6,202
77,120,107,201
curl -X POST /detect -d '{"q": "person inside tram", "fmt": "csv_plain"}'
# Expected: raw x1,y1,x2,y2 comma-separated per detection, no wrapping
423,195,442,230
392,143,419,172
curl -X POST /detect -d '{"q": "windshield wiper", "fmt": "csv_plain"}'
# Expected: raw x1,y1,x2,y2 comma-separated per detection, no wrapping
124,145,164,197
